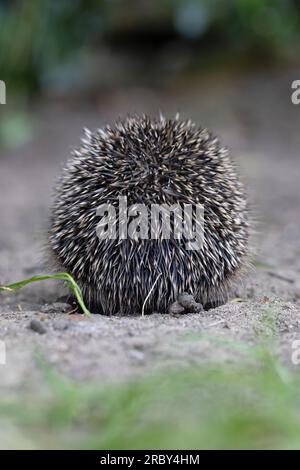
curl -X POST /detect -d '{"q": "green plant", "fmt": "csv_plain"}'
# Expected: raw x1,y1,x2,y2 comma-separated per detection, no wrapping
0,272,90,316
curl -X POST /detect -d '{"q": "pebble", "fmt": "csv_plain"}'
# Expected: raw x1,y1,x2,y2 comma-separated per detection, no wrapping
52,319,70,331
169,301,185,315
128,349,145,362
41,303,72,313
29,319,47,334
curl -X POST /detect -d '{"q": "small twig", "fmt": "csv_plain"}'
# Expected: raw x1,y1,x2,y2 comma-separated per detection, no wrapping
67,306,80,315
142,273,162,316
267,271,294,284
207,311,245,328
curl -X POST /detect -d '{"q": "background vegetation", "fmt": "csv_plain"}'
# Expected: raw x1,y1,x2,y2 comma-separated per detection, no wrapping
1,0,300,96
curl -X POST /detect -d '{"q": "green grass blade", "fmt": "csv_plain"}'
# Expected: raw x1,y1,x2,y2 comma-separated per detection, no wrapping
0,273,91,316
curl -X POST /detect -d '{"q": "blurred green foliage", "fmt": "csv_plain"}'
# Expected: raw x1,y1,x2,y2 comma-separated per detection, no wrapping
1,347,300,449
0,111,32,148
0,0,300,96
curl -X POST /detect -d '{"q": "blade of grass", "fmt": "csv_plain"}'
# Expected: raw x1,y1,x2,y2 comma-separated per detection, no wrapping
0,272,91,316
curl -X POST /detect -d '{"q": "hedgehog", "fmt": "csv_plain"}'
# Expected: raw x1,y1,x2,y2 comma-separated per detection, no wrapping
49,115,248,315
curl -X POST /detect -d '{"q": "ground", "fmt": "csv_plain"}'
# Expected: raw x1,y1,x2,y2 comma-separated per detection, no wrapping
1,66,300,448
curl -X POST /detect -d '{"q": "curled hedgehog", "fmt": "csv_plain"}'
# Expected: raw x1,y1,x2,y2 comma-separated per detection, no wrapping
49,115,249,314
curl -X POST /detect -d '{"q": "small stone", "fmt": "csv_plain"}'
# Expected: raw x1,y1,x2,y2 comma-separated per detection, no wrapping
41,302,72,314
52,302,72,312
41,304,56,313
29,319,47,334
128,349,145,362
169,301,185,315
52,319,70,331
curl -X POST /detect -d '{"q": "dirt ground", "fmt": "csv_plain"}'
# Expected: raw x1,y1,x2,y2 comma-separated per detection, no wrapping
1,66,300,391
